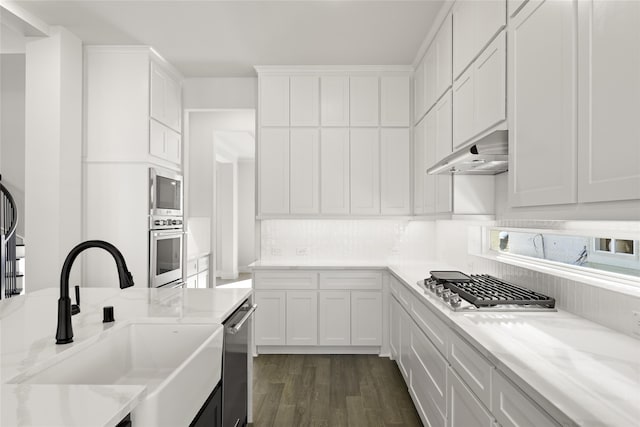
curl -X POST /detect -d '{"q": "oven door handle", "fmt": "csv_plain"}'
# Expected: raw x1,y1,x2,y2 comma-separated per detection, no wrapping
227,304,257,335
152,230,185,237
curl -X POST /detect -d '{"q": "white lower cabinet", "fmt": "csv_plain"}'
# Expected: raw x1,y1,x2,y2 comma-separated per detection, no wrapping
410,320,447,427
254,291,286,346
319,291,351,346
398,303,412,382
286,291,318,346
390,297,400,359
254,269,382,350
351,291,382,346
491,371,558,427
448,367,494,427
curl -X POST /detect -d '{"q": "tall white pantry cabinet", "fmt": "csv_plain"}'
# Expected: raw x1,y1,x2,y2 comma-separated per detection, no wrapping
256,67,412,217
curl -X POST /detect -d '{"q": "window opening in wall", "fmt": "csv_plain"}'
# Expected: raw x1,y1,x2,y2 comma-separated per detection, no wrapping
489,229,640,278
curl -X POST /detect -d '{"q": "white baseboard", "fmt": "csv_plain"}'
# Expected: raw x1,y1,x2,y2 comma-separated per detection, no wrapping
256,346,381,355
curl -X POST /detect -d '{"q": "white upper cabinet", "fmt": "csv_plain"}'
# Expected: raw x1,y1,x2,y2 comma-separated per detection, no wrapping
290,76,319,126
290,129,320,214
436,14,454,100
577,0,640,203
414,60,426,123
424,47,438,114
414,117,426,215
150,120,181,166
320,128,350,214
350,76,379,127
453,0,506,80
453,31,506,149
434,91,453,213
260,75,290,126
509,0,577,207
150,61,182,133
381,128,411,215
260,128,290,214
321,76,350,126
424,109,437,215
350,128,380,214
381,75,411,127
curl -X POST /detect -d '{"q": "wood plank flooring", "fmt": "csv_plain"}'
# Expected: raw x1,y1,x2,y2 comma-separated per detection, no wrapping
252,354,423,427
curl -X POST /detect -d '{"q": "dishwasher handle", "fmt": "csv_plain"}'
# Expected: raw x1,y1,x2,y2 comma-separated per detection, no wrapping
227,304,257,335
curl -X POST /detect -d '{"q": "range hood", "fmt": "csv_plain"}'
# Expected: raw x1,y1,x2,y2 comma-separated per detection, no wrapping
426,130,508,175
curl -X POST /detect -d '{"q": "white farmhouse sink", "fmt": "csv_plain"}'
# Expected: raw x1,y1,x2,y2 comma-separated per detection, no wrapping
14,323,224,427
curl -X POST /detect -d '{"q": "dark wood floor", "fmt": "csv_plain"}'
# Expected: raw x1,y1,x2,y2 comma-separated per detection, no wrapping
252,354,423,427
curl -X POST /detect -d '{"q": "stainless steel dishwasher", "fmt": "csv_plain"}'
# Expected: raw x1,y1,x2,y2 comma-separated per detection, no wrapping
222,300,256,427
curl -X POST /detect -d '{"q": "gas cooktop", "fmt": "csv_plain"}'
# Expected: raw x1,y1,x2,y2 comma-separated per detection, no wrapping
418,271,556,312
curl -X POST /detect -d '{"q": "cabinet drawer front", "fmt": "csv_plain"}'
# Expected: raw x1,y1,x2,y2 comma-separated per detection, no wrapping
186,258,198,277
254,271,318,290
448,367,494,427
410,321,447,421
319,271,382,290
491,371,558,427
410,298,448,357
198,255,209,272
450,332,493,408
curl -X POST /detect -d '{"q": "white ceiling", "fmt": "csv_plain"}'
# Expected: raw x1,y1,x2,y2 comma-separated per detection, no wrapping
13,0,445,77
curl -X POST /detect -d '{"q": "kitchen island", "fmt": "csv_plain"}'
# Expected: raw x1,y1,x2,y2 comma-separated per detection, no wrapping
0,286,252,427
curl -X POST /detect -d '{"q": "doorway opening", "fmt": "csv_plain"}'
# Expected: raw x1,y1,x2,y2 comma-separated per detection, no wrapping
184,109,256,289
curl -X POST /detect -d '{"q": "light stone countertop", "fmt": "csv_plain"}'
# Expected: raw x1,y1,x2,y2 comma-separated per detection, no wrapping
250,259,640,427
1,286,252,427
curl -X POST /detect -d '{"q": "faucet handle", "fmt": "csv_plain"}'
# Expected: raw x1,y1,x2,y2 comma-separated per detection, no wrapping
71,285,81,316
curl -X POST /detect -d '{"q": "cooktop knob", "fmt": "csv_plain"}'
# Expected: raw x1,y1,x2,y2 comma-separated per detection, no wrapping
442,289,452,302
435,284,445,297
450,293,462,308
154,220,162,226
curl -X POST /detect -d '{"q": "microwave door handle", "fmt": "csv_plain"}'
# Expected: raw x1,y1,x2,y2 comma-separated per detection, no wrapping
149,177,154,210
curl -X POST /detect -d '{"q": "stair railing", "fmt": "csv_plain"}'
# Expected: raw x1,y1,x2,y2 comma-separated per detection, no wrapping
1,180,19,299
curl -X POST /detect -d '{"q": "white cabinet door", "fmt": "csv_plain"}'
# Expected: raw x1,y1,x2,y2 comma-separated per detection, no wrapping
453,0,506,80
286,291,318,345
150,120,181,165
185,275,198,289
434,91,453,213
290,76,319,126
413,116,426,215
491,371,558,427
509,0,577,207
398,304,411,382
424,47,438,113
452,66,476,148
164,126,181,165
351,291,382,346
150,62,182,133
259,128,290,214
448,367,494,427
350,128,380,214
255,291,286,346
381,128,410,215
474,31,507,137
290,129,320,214
509,0,529,18
423,109,437,215
350,76,379,127
321,76,349,126
436,14,453,101
390,297,400,359
414,59,426,122
381,76,410,127
318,291,351,346
577,0,640,203
320,128,350,214
260,75,289,126
197,270,209,288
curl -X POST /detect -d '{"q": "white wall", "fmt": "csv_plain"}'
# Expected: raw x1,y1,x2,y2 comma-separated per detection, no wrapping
216,161,238,279
238,160,256,271
0,53,26,238
24,27,82,291
183,77,257,109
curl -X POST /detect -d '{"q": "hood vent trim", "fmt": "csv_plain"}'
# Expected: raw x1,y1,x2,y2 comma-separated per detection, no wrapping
426,130,508,175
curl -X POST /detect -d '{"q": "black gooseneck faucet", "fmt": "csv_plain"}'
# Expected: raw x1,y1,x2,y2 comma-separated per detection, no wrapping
56,240,134,344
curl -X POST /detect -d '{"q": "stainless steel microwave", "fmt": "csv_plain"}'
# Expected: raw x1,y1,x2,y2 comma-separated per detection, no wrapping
149,167,183,217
